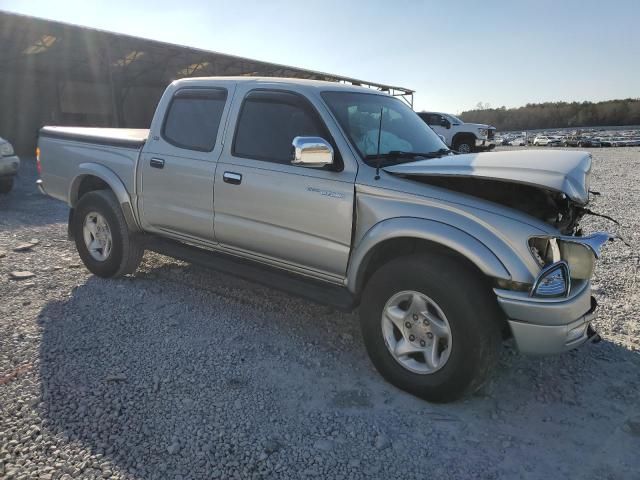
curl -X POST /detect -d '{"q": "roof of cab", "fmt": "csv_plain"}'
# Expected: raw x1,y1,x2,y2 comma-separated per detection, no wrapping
171,76,389,95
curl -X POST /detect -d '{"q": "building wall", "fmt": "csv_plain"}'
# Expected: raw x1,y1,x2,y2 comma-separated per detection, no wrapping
0,70,59,154
0,71,165,154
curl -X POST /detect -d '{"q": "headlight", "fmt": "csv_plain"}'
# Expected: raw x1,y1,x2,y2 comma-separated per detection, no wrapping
529,236,596,281
558,241,594,279
531,261,570,297
0,142,14,157
477,128,488,138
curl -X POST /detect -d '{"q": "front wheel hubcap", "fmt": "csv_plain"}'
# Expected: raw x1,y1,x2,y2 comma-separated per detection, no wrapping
381,290,453,374
83,212,113,261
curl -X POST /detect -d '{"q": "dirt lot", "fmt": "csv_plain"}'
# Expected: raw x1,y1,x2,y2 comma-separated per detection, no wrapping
1,148,639,480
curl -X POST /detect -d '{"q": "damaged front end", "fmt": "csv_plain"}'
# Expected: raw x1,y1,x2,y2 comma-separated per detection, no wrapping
382,150,617,354
404,175,587,235
383,149,599,235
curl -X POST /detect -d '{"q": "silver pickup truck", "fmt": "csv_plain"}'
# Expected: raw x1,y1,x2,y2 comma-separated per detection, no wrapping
36,77,612,402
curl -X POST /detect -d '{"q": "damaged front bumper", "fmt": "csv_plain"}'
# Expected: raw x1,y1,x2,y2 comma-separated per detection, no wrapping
495,280,598,354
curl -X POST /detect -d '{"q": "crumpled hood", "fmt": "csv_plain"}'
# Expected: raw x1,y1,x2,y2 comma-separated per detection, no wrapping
383,150,592,204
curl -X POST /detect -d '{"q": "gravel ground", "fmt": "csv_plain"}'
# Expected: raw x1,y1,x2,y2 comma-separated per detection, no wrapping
1,148,639,480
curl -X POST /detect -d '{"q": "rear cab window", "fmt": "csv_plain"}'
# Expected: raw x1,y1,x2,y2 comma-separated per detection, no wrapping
162,88,228,152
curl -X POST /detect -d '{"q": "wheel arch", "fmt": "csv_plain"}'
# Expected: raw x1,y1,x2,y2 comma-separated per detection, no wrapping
69,163,140,231
347,217,512,296
452,132,476,147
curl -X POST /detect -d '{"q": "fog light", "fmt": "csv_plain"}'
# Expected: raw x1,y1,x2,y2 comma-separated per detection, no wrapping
531,261,570,298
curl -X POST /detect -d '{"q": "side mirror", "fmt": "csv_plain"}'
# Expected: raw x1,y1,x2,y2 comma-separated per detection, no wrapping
440,118,451,129
291,137,334,168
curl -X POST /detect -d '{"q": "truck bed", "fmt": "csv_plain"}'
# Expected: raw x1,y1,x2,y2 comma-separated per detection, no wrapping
39,126,149,148
38,126,148,206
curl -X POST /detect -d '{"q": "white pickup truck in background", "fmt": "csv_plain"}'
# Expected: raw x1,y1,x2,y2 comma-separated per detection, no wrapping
418,111,496,153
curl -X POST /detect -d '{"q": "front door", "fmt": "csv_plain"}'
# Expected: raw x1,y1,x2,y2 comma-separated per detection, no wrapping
213,88,356,279
139,86,231,241
420,113,450,145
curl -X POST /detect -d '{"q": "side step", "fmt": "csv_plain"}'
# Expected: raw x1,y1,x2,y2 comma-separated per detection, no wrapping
145,237,356,312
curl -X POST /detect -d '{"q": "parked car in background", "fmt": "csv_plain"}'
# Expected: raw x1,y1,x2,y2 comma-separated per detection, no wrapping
0,136,20,193
533,135,552,146
562,136,581,147
564,136,601,148
36,77,611,402
417,112,496,153
509,137,526,146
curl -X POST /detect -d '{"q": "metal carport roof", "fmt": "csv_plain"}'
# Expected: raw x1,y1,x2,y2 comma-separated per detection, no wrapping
0,10,413,102
0,10,413,153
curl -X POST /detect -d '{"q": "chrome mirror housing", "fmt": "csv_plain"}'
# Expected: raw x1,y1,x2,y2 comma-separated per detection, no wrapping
291,137,334,168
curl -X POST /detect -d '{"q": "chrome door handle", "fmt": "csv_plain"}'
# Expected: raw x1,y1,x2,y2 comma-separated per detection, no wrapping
223,171,242,185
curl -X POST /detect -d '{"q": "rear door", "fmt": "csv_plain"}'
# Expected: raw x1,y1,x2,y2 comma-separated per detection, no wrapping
139,86,233,241
213,87,356,279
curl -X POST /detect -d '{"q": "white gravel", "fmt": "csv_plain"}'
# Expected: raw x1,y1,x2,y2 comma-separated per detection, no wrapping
1,148,639,479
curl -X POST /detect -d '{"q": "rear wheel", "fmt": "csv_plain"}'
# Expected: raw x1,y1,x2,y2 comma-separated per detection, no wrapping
359,253,502,402
0,177,14,193
72,190,144,278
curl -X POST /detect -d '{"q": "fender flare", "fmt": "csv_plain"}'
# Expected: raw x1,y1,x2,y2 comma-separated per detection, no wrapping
346,217,512,294
69,163,140,231
452,131,477,146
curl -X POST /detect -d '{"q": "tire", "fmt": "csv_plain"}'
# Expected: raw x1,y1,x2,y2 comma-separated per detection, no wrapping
71,190,144,278
359,253,502,403
0,177,14,193
453,137,474,154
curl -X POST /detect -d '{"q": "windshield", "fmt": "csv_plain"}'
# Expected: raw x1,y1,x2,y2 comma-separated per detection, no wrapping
322,91,447,164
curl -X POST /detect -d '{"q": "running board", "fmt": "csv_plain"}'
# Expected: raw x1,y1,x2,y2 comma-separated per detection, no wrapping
145,237,356,312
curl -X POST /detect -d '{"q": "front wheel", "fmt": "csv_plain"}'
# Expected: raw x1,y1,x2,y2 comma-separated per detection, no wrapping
453,138,474,154
359,254,502,402
72,190,144,278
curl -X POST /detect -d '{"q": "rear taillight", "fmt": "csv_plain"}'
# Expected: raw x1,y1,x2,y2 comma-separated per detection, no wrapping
36,147,41,175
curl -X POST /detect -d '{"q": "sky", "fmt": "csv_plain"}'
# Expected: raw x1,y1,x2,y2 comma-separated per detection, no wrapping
1,0,639,113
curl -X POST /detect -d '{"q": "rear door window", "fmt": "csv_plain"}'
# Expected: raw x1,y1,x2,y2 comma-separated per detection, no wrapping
162,88,228,152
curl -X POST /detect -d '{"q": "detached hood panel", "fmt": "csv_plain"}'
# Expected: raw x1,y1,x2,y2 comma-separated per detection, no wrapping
384,150,592,204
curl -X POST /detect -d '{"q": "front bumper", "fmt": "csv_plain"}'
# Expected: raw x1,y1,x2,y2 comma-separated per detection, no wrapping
0,154,20,177
475,138,495,151
495,280,597,355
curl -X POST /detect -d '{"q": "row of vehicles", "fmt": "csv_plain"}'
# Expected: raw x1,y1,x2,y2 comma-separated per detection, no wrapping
498,131,640,148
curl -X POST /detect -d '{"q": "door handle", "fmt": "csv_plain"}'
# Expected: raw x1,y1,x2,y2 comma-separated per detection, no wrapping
223,171,242,185
150,158,165,169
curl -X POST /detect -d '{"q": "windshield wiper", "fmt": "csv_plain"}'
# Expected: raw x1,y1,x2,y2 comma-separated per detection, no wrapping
365,149,452,162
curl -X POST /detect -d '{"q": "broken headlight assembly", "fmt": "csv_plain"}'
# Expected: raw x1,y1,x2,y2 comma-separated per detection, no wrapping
531,261,570,297
528,233,612,298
